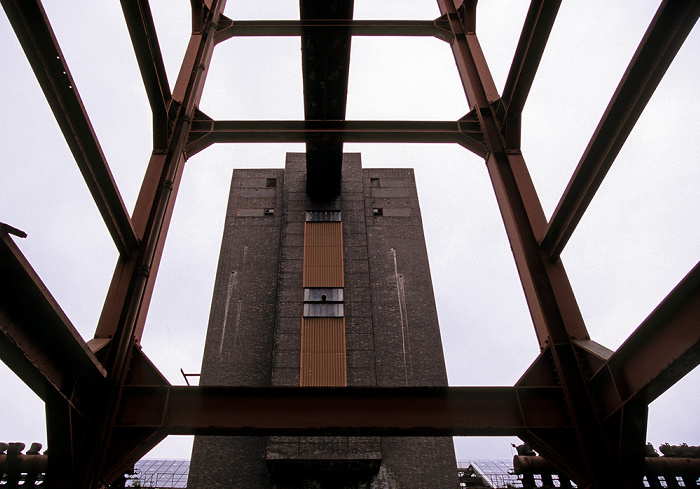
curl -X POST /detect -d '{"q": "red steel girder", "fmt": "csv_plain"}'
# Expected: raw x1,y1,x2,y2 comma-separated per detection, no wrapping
119,0,172,148
215,18,453,43
437,0,589,350
501,0,562,149
114,386,569,435
81,1,229,486
0,225,106,415
541,0,700,260
437,2,621,486
98,383,568,483
0,0,138,257
97,348,170,485
45,398,84,488
589,262,700,421
185,118,487,158
1,225,106,487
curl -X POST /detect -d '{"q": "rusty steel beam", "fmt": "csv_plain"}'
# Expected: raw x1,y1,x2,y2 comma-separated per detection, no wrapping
437,3,622,487
119,0,172,149
436,0,590,349
589,262,700,421
45,398,85,488
501,0,561,148
80,2,230,486
300,0,354,199
215,18,452,43
0,0,138,257
115,386,569,435
0,225,106,414
514,454,700,479
541,0,700,259
185,119,487,157
100,428,167,485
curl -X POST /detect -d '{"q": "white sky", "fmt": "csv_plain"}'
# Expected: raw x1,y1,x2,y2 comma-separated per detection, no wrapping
1,0,698,463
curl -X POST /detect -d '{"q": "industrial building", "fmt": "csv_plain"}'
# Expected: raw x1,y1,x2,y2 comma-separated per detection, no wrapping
187,154,458,487
0,0,698,488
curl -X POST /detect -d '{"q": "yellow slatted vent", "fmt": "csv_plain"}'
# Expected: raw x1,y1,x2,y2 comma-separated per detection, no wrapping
300,211,346,386
300,317,347,386
303,221,344,287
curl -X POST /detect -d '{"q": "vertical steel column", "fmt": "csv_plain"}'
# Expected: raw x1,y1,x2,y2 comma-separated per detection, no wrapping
75,1,228,487
435,1,639,487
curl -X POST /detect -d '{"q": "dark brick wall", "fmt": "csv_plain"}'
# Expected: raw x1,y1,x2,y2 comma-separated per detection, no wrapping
187,169,283,489
362,167,458,488
188,155,458,489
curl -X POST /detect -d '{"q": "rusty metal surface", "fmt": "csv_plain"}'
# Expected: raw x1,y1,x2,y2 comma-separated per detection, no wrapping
589,261,700,420
300,318,347,387
0,0,138,257
185,118,488,157
215,18,452,43
514,454,700,479
500,0,562,148
78,1,230,486
541,0,700,260
0,443,48,487
303,222,344,287
300,0,354,198
119,0,171,148
436,2,614,485
0,226,106,413
115,385,569,435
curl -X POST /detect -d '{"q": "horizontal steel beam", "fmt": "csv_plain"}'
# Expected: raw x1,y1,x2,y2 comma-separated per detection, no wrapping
115,385,570,435
120,0,171,148
185,119,487,157
215,18,452,43
0,226,106,415
589,261,700,420
541,0,700,259
1,0,139,257
501,0,561,148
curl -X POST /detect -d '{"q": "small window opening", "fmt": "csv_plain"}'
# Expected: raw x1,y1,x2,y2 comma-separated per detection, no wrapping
370,178,380,188
264,208,274,216
373,208,383,216
266,178,277,188
306,210,341,222
304,288,343,302
303,288,344,317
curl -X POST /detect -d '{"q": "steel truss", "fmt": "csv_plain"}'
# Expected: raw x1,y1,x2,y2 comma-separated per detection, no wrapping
1,0,698,487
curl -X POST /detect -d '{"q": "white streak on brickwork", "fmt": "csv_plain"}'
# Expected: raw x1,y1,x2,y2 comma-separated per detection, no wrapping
219,271,238,355
391,247,411,385
233,299,242,348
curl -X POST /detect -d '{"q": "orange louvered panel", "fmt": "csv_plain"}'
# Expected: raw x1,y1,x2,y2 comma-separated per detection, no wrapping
300,317,347,386
303,222,344,287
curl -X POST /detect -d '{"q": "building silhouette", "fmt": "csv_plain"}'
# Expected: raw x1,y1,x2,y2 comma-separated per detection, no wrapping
187,153,459,488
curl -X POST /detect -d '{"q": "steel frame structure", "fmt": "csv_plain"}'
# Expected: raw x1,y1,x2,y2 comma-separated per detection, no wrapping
1,0,698,487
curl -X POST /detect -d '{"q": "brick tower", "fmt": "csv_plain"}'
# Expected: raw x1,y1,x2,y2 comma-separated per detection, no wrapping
187,153,458,488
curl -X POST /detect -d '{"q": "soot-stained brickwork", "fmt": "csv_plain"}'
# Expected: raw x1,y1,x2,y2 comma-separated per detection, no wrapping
188,154,458,489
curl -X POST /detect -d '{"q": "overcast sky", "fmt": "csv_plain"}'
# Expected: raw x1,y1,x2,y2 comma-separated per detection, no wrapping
1,0,698,463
